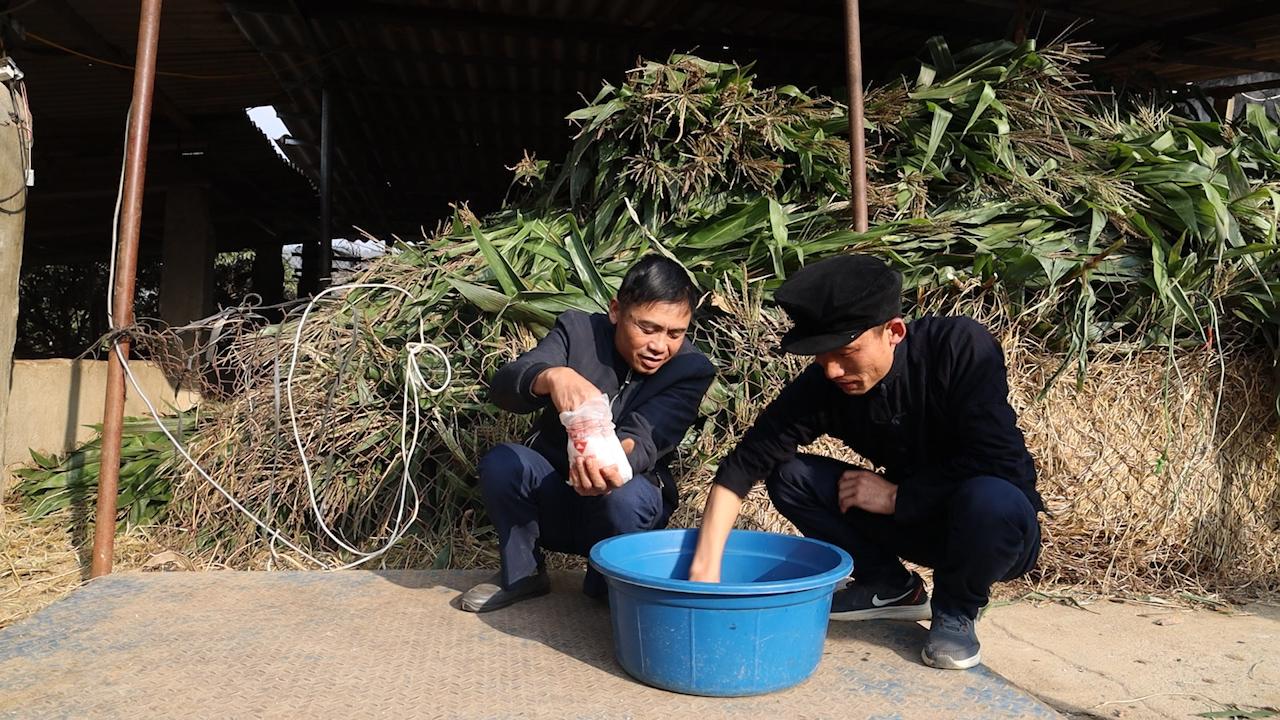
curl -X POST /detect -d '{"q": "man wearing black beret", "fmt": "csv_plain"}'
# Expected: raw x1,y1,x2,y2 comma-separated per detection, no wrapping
688,254,1042,670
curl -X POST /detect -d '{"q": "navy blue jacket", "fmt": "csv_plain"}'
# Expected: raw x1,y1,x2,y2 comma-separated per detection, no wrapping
489,310,715,510
713,316,1041,524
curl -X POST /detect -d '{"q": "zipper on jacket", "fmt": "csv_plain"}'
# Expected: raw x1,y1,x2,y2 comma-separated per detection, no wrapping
610,369,633,414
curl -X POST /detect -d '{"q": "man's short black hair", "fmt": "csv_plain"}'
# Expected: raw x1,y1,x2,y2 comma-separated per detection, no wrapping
615,254,698,311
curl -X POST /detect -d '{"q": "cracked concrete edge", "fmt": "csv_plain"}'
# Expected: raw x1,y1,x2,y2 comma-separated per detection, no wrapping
976,600,1279,720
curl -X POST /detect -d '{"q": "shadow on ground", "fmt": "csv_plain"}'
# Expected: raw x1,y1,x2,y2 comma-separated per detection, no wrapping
374,567,972,681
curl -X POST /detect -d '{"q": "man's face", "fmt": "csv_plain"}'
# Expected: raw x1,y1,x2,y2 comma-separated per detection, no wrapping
609,299,693,375
814,318,906,395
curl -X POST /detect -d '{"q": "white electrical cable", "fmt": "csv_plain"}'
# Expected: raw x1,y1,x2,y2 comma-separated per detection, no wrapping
106,106,128,318
286,284,451,567
105,104,451,570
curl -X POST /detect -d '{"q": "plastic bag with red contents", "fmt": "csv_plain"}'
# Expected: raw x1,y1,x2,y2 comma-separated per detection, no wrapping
558,393,633,483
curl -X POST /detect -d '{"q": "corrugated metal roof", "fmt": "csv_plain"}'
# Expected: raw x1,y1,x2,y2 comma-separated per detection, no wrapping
7,0,1279,249
226,0,1280,237
6,0,315,260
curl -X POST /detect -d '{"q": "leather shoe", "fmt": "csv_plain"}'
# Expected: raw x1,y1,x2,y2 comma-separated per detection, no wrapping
459,570,550,613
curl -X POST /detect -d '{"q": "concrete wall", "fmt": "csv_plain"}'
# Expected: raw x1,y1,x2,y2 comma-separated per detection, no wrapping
3,359,199,481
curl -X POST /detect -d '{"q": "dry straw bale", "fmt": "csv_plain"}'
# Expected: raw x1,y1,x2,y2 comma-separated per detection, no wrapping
1012,348,1278,597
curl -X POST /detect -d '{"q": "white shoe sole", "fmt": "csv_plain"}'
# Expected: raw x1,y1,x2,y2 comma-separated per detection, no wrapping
830,599,932,622
921,647,982,670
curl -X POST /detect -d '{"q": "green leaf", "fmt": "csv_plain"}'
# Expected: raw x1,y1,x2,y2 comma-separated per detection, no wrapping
1246,103,1278,152
430,543,452,570
470,224,525,296
767,198,790,279
1151,234,1170,295
27,449,60,470
915,63,936,88
1088,207,1107,248
963,82,998,134
1218,153,1252,203
926,36,956,78
566,98,625,134
564,218,612,310
1155,183,1201,239
683,199,770,249
921,102,955,172
447,278,512,314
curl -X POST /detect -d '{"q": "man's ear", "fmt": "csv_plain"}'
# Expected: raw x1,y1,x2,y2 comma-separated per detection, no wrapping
886,317,907,347
608,298,620,324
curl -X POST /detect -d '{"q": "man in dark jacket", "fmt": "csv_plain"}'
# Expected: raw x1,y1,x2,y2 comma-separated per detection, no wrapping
688,254,1041,670
460,255,715,613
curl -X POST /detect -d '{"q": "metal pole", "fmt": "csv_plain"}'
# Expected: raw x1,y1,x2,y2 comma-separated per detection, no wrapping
1012,0,1029,44
318,84,332,285
844,0,869,233
92,0,163,578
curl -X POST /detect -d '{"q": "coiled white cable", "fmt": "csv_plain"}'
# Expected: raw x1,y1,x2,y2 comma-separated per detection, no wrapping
286,283,451,568
105,105,451,570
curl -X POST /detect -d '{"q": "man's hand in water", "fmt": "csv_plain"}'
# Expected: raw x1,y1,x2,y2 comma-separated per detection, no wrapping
687,564,720,583
838,469,897,515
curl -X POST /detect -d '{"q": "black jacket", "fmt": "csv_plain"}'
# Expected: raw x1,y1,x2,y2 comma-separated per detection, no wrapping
489,310,716,510
713,316,1041,524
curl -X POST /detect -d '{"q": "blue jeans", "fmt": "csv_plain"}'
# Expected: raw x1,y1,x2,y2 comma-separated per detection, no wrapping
478,443,673,597
766,453,1041,619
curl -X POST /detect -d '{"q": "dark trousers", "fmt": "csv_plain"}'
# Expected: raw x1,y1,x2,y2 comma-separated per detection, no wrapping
478,442,673,597
766,453,1041,619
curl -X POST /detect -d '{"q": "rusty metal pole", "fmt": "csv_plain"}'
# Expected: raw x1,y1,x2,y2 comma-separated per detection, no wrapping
844,0,869,233
91,0,164,578
1012,0,1029,44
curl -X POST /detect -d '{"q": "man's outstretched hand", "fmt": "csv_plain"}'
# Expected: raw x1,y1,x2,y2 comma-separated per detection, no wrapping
838,469,897,515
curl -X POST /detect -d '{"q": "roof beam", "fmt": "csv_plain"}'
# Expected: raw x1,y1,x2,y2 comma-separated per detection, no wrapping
227,2,390,228
964,0,1267,51
721,0,1009,39
1202,76,1280,97
280,76,578,111
281,0,396,233
959,0,1150,30
1159,53,1280,77
1109,2,1278,49
252,41,624,75
227,0,844,53
34,0,195,134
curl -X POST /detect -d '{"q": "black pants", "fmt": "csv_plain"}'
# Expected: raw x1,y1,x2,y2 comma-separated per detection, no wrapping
766,453,1041,619
478,442,674,597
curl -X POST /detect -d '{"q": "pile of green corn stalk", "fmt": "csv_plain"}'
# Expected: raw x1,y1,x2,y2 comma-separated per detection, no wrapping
12,414,192,528
15,39,1279,576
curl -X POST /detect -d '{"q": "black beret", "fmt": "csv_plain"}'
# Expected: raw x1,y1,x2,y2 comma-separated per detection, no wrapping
775,255,902,355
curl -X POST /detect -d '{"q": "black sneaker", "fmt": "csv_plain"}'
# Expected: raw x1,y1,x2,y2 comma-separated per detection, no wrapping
829,571,931,621
922,607,981,670
459,570,550,613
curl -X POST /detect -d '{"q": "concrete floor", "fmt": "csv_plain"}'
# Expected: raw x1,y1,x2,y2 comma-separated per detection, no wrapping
0,570,1060,719
981,598,1279,719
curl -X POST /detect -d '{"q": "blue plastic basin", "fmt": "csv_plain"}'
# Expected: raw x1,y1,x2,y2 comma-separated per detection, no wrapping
589,528,853,697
